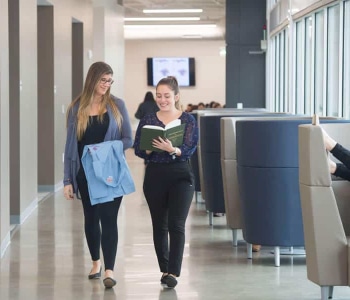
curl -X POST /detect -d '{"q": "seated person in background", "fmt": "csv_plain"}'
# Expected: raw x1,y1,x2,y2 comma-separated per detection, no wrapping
135,91,159,120
209,101,216,108
186,103,193,112
191,105,198,111
323,129,350,179
197,102,205,110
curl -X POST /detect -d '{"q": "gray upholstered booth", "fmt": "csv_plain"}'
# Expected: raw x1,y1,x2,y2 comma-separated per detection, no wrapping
196,109,268,225
236,118,348,266
193,109,253,205
299,123,350,300
220,115,292,246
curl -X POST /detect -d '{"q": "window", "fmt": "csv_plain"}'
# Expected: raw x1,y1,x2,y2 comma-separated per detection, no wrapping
326,4,340,116
314,11,325,115
275,33,280,112
343,0,350,118
295,21,305,113
304,17,314,115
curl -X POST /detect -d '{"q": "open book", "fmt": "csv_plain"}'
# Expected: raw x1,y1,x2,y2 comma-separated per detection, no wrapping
140,119,185,152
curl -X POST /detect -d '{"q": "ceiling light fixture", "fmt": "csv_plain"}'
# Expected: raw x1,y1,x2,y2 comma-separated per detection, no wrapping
124,17,200,21
182,34,203,39
143,9,203,14
124,24,217,29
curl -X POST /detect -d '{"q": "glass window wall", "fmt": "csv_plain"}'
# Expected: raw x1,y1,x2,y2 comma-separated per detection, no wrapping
267,0,349,117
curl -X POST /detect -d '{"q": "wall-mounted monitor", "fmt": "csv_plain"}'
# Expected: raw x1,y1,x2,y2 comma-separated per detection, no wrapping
147,57,196,87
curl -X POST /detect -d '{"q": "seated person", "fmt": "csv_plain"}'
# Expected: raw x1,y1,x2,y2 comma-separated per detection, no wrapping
322,129,350,179
197,102,205,110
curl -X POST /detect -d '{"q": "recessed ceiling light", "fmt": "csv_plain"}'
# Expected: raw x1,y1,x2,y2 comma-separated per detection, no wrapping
182,34,203,39
124,24,216,29
143,9,203,14
124,17,200,21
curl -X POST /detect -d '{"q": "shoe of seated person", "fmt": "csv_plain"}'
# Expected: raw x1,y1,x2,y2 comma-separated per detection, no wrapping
252,244,261,252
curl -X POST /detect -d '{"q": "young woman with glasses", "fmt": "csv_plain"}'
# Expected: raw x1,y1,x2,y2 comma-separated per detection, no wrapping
63,61,133,288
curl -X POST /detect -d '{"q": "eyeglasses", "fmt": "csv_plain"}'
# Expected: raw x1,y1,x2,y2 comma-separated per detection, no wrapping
100,78,114,86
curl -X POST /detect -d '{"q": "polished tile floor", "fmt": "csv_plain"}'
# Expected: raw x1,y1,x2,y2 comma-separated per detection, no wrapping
1,150,350,300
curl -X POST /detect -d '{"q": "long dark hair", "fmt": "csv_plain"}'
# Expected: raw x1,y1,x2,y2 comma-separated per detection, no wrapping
144,91,155,102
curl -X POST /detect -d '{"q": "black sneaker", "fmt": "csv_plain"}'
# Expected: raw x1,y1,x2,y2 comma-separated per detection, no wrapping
164,275,177,288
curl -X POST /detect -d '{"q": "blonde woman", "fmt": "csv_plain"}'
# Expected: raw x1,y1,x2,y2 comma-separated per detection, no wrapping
63,62,133,288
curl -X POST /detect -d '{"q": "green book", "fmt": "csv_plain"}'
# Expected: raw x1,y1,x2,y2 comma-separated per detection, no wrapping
140,120,185,152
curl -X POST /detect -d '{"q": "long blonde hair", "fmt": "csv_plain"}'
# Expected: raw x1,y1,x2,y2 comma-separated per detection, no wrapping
67,62,123,140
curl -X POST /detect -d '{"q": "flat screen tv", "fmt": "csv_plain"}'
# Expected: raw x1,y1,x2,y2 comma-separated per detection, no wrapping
147,57,195,87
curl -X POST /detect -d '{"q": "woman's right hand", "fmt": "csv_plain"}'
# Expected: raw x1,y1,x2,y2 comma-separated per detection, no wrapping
63,184,74,200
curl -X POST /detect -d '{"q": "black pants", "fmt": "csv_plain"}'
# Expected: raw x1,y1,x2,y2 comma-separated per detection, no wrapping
331,143,350,181
143,161,195,277
76,168,122,271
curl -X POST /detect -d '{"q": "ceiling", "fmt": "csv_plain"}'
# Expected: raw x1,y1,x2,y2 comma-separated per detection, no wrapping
122,0,226,40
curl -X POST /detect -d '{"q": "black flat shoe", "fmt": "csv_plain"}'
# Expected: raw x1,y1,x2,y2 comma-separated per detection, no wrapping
88,267,102,280
163,275,177,288
160,274,168,285
103,277,117,288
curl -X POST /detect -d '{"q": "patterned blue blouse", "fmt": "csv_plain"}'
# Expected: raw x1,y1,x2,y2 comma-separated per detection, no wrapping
134,112,198,163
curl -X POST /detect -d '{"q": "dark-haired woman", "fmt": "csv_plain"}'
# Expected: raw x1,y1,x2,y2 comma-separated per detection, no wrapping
134,76,198,288
135,91,159,120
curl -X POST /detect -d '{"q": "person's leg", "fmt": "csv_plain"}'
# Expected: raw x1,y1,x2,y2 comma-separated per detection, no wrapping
143,164,170,274
322,128,350,173
99,197,122,276
331,144,350,169
167,175,194,277
76,170,101,275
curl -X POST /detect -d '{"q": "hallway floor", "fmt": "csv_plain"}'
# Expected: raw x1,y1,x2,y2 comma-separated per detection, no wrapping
1,150,350,300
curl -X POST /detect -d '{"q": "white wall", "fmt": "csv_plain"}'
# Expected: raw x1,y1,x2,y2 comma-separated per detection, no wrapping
124,39,226,120
93,0,125,99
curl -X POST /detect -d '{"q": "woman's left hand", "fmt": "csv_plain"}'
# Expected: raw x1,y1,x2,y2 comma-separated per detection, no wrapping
152,137,174,153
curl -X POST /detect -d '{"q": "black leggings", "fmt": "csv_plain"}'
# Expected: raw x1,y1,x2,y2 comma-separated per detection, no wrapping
143,161,195,277
331,143,350,181
76,168,122,271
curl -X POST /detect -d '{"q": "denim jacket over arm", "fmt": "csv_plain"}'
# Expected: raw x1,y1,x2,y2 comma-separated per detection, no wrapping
81,140,135,205
63,95,133,196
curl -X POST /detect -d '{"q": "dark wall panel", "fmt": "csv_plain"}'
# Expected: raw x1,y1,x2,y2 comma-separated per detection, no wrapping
226,0,267,108
37,5,54,189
